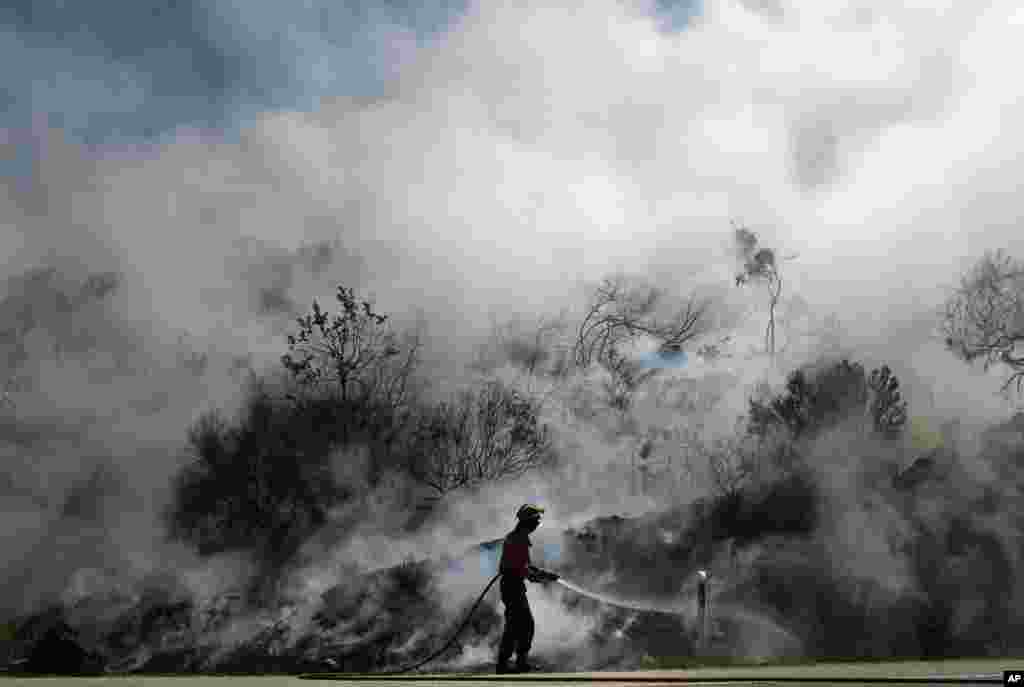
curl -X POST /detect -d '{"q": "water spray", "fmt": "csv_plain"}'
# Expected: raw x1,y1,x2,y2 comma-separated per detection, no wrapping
301,571,550,677
300,569,625,678
555,578,684,614
299,569,710,678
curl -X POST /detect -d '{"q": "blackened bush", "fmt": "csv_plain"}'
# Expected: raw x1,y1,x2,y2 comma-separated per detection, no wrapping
23,622,98,674
164,385,350,579
910,515,1015,657
748,359,907,443
389,557,434,602
405,380,554,495
622,612,692,658
915,601,953,658
704,471,818,545
744,555,886,659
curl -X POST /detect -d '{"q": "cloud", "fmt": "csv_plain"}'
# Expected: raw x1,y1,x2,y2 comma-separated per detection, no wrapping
0,0,469,144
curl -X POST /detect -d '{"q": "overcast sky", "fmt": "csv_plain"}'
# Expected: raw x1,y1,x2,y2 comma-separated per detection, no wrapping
0,0,700,144
4,0,1024,619
6,0,1014,398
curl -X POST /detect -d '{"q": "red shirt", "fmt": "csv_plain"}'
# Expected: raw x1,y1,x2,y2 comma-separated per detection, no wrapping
499,528,531,578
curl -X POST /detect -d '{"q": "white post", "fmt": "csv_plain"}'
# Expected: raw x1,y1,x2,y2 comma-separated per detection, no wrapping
697,570,709,651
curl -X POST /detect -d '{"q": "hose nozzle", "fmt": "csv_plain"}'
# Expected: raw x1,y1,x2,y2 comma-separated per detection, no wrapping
538,569,560,584
528,567,560,584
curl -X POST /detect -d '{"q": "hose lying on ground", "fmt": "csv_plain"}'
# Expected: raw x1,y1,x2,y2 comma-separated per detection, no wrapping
389,571,503,675
299,572,503,678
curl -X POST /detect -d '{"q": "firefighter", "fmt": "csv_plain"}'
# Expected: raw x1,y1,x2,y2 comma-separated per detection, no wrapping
496,504,556,674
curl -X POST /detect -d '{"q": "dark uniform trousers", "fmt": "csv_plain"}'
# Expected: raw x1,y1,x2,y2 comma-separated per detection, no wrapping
498,574,534,665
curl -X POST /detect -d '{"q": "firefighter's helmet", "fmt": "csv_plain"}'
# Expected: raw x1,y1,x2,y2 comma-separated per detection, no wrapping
516,504,545,521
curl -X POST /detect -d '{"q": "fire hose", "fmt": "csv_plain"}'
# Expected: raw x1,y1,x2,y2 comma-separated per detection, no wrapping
390,571,502,675
300,568,560,677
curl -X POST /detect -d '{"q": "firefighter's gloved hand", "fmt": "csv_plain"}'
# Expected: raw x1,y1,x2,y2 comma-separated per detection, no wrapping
527,567,559,584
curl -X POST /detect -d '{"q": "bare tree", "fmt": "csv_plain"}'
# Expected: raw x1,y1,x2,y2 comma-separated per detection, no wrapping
405,381,554,495
941,249,1024,394
732,221,797,358
573,274,707,370
165,288,423,580
281,285,422,410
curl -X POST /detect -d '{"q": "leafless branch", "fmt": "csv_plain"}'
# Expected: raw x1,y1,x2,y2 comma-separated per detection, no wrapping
573,274,708,369
406,381,553,495
941,250,1024,394
282,286,417,411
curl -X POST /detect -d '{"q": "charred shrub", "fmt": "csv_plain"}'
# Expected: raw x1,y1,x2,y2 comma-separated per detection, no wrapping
387,557,434,605
22,620,102,675
748,359,907,444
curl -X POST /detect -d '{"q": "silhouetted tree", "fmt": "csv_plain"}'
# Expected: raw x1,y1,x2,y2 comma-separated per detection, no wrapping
941,249,1024,394
282,285,422,412
573,273,706,421
748,359,907,443
732,222,797,357
867,365,908,437
164,389,350,594
281,285,426,464
573,274,707,369
166,288,429,601
405,380,554,495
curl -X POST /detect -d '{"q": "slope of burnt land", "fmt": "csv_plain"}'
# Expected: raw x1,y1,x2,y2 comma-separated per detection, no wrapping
8,412,1024,674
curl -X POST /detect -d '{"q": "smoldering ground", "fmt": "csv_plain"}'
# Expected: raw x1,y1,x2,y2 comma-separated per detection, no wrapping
3,0,1024,673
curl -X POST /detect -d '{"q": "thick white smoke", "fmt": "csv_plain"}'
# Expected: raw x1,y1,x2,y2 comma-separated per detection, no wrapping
4,0,1024,669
